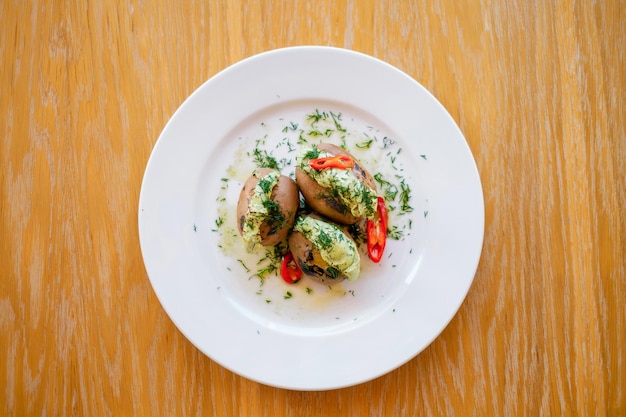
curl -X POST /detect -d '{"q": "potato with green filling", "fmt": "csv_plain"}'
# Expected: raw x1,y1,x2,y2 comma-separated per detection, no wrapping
295,143,378,225
237,168,299,251
288,214,361,284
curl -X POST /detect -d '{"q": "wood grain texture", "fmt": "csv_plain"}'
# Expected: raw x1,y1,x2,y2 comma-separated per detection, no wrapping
1,0,624,415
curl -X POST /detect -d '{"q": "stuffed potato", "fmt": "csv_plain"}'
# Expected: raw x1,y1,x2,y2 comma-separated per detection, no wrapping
288,214,360,284
295,143,378,225
237,168,299,251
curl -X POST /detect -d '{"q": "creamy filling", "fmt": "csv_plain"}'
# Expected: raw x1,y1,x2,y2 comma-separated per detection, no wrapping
241,171,280,252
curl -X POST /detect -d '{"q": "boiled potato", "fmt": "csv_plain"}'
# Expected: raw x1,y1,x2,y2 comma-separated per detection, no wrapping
288,214,361,284
295,143,377,225
237,168,299,248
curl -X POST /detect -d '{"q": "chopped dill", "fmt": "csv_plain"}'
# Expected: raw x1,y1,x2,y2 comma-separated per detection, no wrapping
316,229,334,250
251,148,279,170
252,262,277,282
399,179,413,214
329,111,346,132
257,176,275,193
373,173,399,203
282,121,298,133
326,266,340,279
303,147,321,160
382,136,396,148
237,259,250,272
356,138,374,149
278,136,297,152
387,225,404,240
251,243,287,282
306,109,326,126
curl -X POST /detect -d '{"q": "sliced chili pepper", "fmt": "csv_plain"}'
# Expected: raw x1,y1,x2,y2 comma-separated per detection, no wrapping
281,251,302,283
309,155,354,170
367,197,388,263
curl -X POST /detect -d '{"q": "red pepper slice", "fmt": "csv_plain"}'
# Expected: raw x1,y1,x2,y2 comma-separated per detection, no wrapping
367,197,388,263
281,251,302,283
309,155,354,170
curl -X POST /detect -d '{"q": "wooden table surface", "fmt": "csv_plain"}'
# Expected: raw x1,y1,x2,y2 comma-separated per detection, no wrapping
2,1,624,415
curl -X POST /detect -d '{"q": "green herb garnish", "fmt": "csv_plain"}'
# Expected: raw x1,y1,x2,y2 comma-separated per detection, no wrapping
237,259,250,272
387,225,404,240
399,179,413,214
356,138,374,149
330,112,346,132
251,148,279,170
306,109,326,126
257,176,275,193
373,173,399,202
316,229,334,250
326,266,340,279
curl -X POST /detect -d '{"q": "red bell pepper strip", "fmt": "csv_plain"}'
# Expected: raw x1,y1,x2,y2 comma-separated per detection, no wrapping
367,197,388,263
281,251,302,283
309,155,354,170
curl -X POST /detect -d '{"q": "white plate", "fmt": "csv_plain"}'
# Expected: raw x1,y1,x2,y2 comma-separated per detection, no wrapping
138,46,484,390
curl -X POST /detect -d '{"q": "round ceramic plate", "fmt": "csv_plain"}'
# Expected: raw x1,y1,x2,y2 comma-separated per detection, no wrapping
138,46,484,390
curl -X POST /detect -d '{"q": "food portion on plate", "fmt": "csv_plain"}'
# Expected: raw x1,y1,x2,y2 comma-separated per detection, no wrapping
237,168,299,252
211,107,417,298
288,214,361,284
236,140,390,285
295,143,378,224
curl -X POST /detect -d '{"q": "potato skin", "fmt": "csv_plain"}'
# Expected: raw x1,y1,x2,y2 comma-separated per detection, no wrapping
296,143,377,225
287,216,356,284
237,168,299,247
